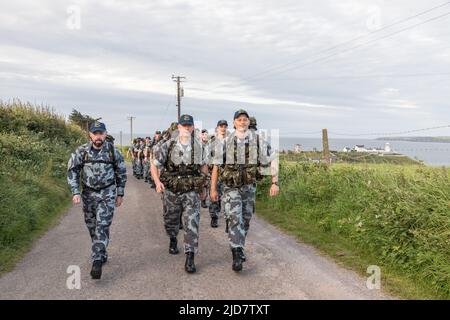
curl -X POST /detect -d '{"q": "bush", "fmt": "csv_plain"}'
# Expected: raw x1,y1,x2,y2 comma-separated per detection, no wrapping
258,162,450,298
0,100,86,273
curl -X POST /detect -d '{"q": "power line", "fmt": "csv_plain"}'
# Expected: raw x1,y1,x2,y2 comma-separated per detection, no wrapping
208,5,450,94
272,72,450,81
328,124,450,137
235,2,450,84
240,11,450,83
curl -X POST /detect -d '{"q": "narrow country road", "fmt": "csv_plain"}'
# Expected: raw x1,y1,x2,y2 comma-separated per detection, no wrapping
0,165,390,300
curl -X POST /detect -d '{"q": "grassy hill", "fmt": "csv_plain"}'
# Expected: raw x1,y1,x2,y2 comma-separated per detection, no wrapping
0,100,86,274
257,162,450,299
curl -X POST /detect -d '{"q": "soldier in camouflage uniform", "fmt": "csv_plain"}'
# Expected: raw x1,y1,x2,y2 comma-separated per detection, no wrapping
249,116,257,131
127,139,138,177
200,129,210,209
67,122,127,279
210,109,279,272
147,131,161,189
208,119,229,228
143,136,152,184
151,114,209,273
135,138,145,179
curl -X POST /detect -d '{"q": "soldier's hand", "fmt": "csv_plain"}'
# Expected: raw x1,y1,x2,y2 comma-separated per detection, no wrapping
210,189,219,202
72,195,81,205
156,181,165,193
115,196,123,207
269,184,279,197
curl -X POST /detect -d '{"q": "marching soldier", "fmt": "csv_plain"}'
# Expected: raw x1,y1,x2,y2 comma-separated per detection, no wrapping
127,139,138,177
210,109,279,272
200,129,210,209
135,138,145,179
143,136,153,184
151,114,209,273
208,120,229,228
67,122,127,279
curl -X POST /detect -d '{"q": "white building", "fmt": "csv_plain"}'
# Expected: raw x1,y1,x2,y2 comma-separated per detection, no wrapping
342,143,394,154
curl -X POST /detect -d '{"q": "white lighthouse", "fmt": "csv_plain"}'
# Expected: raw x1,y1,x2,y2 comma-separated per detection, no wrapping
384,143,391,153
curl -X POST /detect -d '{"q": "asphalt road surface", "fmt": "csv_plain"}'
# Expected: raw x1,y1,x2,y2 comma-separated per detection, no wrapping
0,165,390,300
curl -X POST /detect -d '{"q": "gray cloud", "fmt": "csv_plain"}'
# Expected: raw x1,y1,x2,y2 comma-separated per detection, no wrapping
1,0,450,137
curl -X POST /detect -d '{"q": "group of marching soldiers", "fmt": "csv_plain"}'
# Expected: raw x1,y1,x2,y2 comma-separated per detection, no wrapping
68,108,279,279
130,109,280,274
127,132,162,187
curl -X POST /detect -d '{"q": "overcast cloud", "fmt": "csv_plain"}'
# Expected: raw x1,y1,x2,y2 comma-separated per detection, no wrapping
1,0,449,137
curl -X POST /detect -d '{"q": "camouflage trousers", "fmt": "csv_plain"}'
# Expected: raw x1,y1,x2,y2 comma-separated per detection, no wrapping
133,158,143,176
143,160,150,180
209,181,223,219
222,183,256,249
162,190,200,254
82,185,116,261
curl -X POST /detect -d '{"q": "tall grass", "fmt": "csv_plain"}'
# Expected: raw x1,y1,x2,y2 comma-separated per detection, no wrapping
257,162,450,299
0,99,86,273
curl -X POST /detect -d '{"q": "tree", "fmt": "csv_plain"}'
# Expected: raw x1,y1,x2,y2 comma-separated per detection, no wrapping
69,109,96,132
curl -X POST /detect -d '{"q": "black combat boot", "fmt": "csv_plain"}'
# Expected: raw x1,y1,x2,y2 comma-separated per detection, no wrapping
210,217,218,228
90,260,102,279
231,248,243,272
240,249,246,262
169,237,179,254
185,252,196,273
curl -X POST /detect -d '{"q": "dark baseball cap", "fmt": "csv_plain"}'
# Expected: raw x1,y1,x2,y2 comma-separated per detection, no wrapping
217,120,228,126
201,129,208,134
155,130,161,134
89,121,107,133
233,109,249,119
179,114,194,126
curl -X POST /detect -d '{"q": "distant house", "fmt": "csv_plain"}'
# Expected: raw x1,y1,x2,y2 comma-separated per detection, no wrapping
343,143,395,154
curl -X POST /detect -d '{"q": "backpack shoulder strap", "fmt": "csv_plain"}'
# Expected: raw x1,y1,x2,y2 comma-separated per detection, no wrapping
108,142,117,171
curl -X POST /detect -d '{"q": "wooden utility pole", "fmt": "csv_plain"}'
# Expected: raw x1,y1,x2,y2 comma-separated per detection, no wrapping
172,75,186,121
127,116,135,144
322,128,331,165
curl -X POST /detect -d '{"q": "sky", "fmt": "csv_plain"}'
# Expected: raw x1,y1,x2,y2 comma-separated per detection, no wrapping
1,0,450,138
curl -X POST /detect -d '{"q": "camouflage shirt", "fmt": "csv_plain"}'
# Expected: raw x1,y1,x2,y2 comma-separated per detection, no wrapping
67,141,127,196
221,131,276,166
153,137,209,170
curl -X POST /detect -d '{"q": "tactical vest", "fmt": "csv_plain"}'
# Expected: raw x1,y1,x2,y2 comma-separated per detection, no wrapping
138,145,145,159
160,138,207,194
132,145,139,158
144,144,152,158
218,134,266,188
81,142,116,169
80,142,117,191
